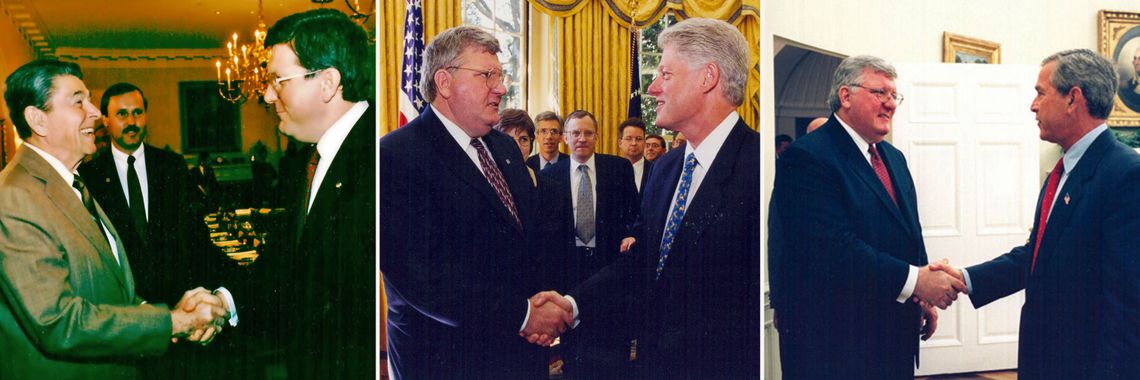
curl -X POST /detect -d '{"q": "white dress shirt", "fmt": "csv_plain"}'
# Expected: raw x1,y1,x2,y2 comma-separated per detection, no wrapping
631,157,646,191
659,111,739,245
308,101,370,213
110,144,149,218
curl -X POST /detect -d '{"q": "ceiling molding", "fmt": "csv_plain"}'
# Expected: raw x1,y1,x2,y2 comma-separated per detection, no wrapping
3,0,55,58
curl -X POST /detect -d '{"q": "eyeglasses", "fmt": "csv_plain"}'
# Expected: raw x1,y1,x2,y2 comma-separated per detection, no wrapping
621,136,645,142
566,130,596,139
849,84,904,105
266,69,324,92
447,66,509,88
536,128,562,136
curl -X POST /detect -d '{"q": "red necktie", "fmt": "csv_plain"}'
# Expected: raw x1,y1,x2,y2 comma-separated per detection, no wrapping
1031,159,1064,273
304,149,320,211
869,145,898,206
471,138,522,227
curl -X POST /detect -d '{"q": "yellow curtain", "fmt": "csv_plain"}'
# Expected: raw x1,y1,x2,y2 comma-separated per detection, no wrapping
380,1,463,136
555,1,632,155
530,0,760,140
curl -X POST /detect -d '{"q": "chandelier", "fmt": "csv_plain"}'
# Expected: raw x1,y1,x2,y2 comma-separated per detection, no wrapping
216,0,270,105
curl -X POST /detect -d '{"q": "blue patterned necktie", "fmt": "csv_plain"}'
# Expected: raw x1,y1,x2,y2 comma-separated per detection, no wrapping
656,153,697,279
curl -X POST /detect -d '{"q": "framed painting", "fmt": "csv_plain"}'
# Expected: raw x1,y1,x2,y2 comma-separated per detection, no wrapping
942,32,1001,64
1099,10,1140,127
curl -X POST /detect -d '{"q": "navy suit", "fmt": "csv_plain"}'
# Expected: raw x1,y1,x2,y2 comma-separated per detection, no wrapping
380,107,548,379
965,129,1140,379
526,152,568,172
772,117,927,379
538,153,639,378
569,118,759,379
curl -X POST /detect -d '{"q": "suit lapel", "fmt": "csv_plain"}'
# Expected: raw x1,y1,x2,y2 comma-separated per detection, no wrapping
1033,132,1112,274
879,144,922,239
674,122,748,249
19,149,129,293
424,108,522,233
830,124,912,236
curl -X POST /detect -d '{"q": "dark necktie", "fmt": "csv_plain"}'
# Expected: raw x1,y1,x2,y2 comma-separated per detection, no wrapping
72,175,110,248
126,155,147,242
543,161,552,170
657,153,697,279
1031,159,1064,273
575,164,595,243
304,149,321,213
869,144,898,206
471,138,521,227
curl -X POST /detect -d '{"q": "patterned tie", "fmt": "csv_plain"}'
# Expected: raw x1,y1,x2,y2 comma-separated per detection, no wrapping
1031,159,1064,273
126,155,147,243
72,175,111,248
656,153,697,279
575,164,595,243
304,149,321,213
869,144,898,206
471,139,521,227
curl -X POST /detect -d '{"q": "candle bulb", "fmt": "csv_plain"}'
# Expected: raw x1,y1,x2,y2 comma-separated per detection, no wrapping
226,68,231,91
215,60,222,83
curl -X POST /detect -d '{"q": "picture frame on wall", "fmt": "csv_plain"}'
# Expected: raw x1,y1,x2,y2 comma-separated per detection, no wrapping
942,32,1001,64
1099,10,1140,127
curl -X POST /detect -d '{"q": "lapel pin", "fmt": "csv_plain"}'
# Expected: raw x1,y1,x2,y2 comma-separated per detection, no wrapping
105,178,110,183
1064,194,1070,205
335,182,342,189
506,159,512,165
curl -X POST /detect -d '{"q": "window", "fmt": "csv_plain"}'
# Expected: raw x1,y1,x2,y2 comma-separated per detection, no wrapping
638,13,675,135
462,0,527,109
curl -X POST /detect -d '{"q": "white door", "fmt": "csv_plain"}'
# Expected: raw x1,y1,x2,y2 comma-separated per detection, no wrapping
892,63,1041,376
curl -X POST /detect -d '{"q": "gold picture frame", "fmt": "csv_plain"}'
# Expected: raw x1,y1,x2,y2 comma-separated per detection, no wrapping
943,32,1000,64
1099,10,1140,127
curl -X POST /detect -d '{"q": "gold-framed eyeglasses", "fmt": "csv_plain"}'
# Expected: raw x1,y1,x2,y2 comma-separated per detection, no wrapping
447,66,509,88
266,69,324,92
850,84,904,105
536,128,562,136
566,130,596,139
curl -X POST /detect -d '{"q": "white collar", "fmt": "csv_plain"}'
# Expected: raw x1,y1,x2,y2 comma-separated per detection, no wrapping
111,143,145,165
683,111,739,169
834,113,873,160
23,142,77,185
316,101,369,162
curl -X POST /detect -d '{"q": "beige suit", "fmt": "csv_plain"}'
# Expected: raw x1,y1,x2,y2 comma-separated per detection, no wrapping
0,146,171,379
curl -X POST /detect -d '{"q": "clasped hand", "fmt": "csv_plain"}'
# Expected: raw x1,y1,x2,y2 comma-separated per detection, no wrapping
170,287,229,345
518,291,574,347
912,259,967,309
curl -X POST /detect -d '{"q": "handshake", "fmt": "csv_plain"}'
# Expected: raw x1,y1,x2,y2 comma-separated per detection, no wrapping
518,291,575,347
912,259,968,309
169,287,231,345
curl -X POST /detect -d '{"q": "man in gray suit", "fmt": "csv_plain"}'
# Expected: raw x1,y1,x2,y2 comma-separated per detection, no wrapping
0,59,226,379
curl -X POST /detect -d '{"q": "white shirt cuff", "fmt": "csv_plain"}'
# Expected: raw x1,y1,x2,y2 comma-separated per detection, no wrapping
961,268,975,294
563,295,580,329
519,300,532,332
213,287,238,327
896,265,919,303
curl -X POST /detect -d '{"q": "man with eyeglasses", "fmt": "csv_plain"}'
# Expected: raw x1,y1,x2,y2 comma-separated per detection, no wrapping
538,109,639,379
643,134,666,162
617,117,652,194
772,55,964,379
199,8,376,378
381,25,570,379
527,111,569,172
77,83,232,377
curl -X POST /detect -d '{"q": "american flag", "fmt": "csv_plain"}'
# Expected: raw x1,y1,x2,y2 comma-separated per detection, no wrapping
398,0,426,127
627,28,642,119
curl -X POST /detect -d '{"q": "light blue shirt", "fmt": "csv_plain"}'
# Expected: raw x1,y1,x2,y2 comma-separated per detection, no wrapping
962,124,1109,293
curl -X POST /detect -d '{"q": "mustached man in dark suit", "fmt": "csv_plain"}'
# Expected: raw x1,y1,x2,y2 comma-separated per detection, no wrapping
530,18,760,378
931,49,1140,380
381,25,573,379
772,55,966,379
527,111,569,171
0,59,227,379
538,109,639,379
